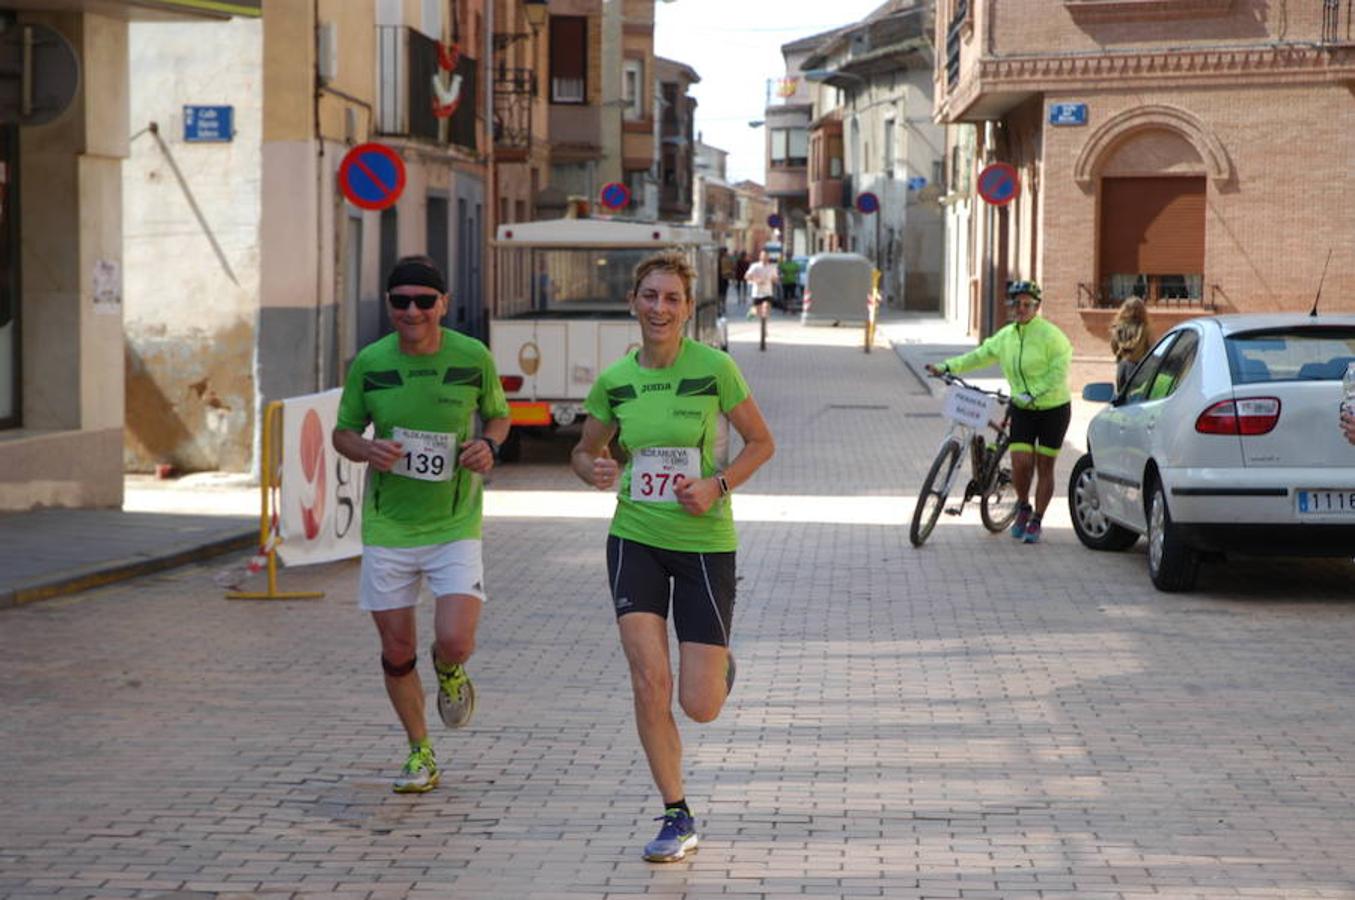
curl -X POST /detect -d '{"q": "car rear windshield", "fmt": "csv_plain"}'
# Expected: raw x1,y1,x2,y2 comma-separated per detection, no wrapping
1226,327,1355,385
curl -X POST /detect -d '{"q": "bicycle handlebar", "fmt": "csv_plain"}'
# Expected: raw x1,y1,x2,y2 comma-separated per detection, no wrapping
929,369,1010,403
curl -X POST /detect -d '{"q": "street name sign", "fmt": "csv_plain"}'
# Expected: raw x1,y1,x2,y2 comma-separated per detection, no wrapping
184,105,233,142
1049,102,1088,126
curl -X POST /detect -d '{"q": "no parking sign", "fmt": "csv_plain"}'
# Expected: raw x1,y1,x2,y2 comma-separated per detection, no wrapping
337,143,406,211
977,162,1020,207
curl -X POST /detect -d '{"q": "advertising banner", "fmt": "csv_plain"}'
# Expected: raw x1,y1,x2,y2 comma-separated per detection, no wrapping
278,389,366,566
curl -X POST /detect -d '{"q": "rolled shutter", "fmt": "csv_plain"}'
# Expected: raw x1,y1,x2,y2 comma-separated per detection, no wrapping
1099,176,1205,276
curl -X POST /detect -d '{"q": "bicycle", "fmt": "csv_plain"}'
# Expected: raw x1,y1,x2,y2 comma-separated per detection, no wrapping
909,372,1020,547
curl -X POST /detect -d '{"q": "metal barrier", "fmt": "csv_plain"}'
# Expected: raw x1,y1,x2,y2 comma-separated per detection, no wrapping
226,400,324,601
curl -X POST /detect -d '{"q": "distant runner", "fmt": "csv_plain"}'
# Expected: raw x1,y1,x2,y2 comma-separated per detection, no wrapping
332,255,510,794
571,251,774,862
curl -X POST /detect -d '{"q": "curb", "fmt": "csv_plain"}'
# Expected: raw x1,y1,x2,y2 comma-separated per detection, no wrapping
0,530,256,610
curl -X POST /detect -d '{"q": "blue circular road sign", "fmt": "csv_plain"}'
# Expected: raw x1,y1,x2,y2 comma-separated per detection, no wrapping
977,162,1020,206
856,191,880,214
599,182,632,210
338,143,406,211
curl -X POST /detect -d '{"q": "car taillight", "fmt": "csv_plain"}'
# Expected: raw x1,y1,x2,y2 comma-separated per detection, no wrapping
500,374,524,392
1195,397,1281,435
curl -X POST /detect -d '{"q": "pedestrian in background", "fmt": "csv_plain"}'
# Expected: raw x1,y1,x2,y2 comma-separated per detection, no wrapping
717,249,733,312
332,254,511,794
733,251,751,308
571,251,774,863
1109,296,1151,392
744,249,779,319
927,280,1072,545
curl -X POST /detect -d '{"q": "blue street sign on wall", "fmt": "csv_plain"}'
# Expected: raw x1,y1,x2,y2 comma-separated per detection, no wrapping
184,105,234,142
1049,103,1088,126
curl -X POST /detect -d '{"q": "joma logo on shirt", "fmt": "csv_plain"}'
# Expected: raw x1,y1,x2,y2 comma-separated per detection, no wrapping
408,368,438,378
641,383,672,393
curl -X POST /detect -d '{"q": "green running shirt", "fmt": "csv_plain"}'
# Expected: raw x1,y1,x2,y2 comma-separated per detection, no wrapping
584,339,751,553
336,329,509,548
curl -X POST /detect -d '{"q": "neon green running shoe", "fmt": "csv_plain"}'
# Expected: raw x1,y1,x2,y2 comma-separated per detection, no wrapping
393,745,439,794
432,643,476,729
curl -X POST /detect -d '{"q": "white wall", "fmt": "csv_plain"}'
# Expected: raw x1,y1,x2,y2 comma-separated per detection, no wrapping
125,18,263,340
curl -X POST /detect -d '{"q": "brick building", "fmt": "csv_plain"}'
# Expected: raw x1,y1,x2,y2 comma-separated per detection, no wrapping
935,0,1355,354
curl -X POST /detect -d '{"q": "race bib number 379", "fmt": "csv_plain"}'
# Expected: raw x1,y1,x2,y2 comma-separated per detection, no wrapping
630,447,700,502
392,427,455,482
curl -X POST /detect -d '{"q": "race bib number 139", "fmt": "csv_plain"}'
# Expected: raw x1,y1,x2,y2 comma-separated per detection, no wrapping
630,447,700,502
392,427,455,482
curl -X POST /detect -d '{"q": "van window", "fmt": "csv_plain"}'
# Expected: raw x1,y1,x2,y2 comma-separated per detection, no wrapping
1226,327,1355,384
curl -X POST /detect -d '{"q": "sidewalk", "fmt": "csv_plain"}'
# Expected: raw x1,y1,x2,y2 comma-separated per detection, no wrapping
0,473,257,608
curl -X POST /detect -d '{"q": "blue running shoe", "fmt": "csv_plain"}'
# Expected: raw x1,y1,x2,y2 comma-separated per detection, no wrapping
1010,503,1032,539
1022,518,1043,544
643,808,699,862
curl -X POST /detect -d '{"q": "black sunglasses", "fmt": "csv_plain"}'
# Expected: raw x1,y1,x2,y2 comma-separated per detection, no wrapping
388,292,440,310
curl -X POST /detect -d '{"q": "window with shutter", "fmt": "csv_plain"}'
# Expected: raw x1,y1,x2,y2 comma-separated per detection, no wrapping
550,17,586,104
1099,176,1206,305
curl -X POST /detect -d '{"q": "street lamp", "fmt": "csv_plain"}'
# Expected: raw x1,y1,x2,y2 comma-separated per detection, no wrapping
523,0,548,31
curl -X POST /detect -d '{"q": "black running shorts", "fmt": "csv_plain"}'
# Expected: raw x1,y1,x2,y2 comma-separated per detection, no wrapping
1008,402,1072,458
605,535,736,647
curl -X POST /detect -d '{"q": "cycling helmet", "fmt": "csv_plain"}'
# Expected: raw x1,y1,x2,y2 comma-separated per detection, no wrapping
1006,280,1042,303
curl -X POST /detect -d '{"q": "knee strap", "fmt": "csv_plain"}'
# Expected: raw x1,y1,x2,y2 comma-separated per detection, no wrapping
381,653,417,677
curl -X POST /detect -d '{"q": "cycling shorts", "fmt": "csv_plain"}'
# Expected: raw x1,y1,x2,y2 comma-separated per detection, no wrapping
605,535,735,647
1008,402,1072,458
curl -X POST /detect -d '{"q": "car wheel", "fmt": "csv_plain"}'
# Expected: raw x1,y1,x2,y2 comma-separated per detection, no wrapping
1146,478,1199,592
1067,453,1138,551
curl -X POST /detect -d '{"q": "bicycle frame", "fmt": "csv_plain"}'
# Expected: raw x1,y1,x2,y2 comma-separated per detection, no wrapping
910,372,1015,546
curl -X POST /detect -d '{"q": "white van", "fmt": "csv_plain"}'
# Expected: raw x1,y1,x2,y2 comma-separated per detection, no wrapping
800,253,874,326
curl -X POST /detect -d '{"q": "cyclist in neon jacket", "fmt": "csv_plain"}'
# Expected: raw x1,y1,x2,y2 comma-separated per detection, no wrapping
926,281,1072,543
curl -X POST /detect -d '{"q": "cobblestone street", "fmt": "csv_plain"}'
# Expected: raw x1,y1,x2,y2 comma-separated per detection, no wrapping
3,319,1354,899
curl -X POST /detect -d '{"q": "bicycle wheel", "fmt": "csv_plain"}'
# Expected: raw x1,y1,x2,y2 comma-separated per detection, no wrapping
910,439,962,547
979,440,1020,532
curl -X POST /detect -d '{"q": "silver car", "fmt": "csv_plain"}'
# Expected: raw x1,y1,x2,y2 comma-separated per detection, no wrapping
1069,314,1355,591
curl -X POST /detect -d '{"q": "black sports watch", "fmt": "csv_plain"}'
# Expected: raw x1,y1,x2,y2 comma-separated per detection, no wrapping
480,436,501,462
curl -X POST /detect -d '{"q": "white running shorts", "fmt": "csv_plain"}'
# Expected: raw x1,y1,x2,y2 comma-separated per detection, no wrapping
358,540,486,611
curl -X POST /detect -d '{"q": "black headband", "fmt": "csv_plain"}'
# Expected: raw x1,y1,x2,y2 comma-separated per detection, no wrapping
386,260,446,294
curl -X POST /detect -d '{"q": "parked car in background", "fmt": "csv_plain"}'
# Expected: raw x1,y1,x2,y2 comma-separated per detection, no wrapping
1068,314,1355,591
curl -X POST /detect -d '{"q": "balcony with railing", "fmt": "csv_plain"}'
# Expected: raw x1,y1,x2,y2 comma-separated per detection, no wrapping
945,0,969,91
1077,275,1218,310
493,63,536,160
376,25,478,150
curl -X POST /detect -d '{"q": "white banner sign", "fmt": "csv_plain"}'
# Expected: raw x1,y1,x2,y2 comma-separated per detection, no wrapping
942,383,997,429
278,388,367,566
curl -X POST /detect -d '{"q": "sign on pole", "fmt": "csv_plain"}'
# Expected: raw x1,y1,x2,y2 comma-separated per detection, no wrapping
977,162,1020,206
856,192,879,214
768,213,783,229
599,181,631,211
337,142,407,211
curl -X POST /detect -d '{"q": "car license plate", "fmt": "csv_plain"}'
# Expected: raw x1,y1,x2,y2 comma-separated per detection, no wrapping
1296,489,1355,516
